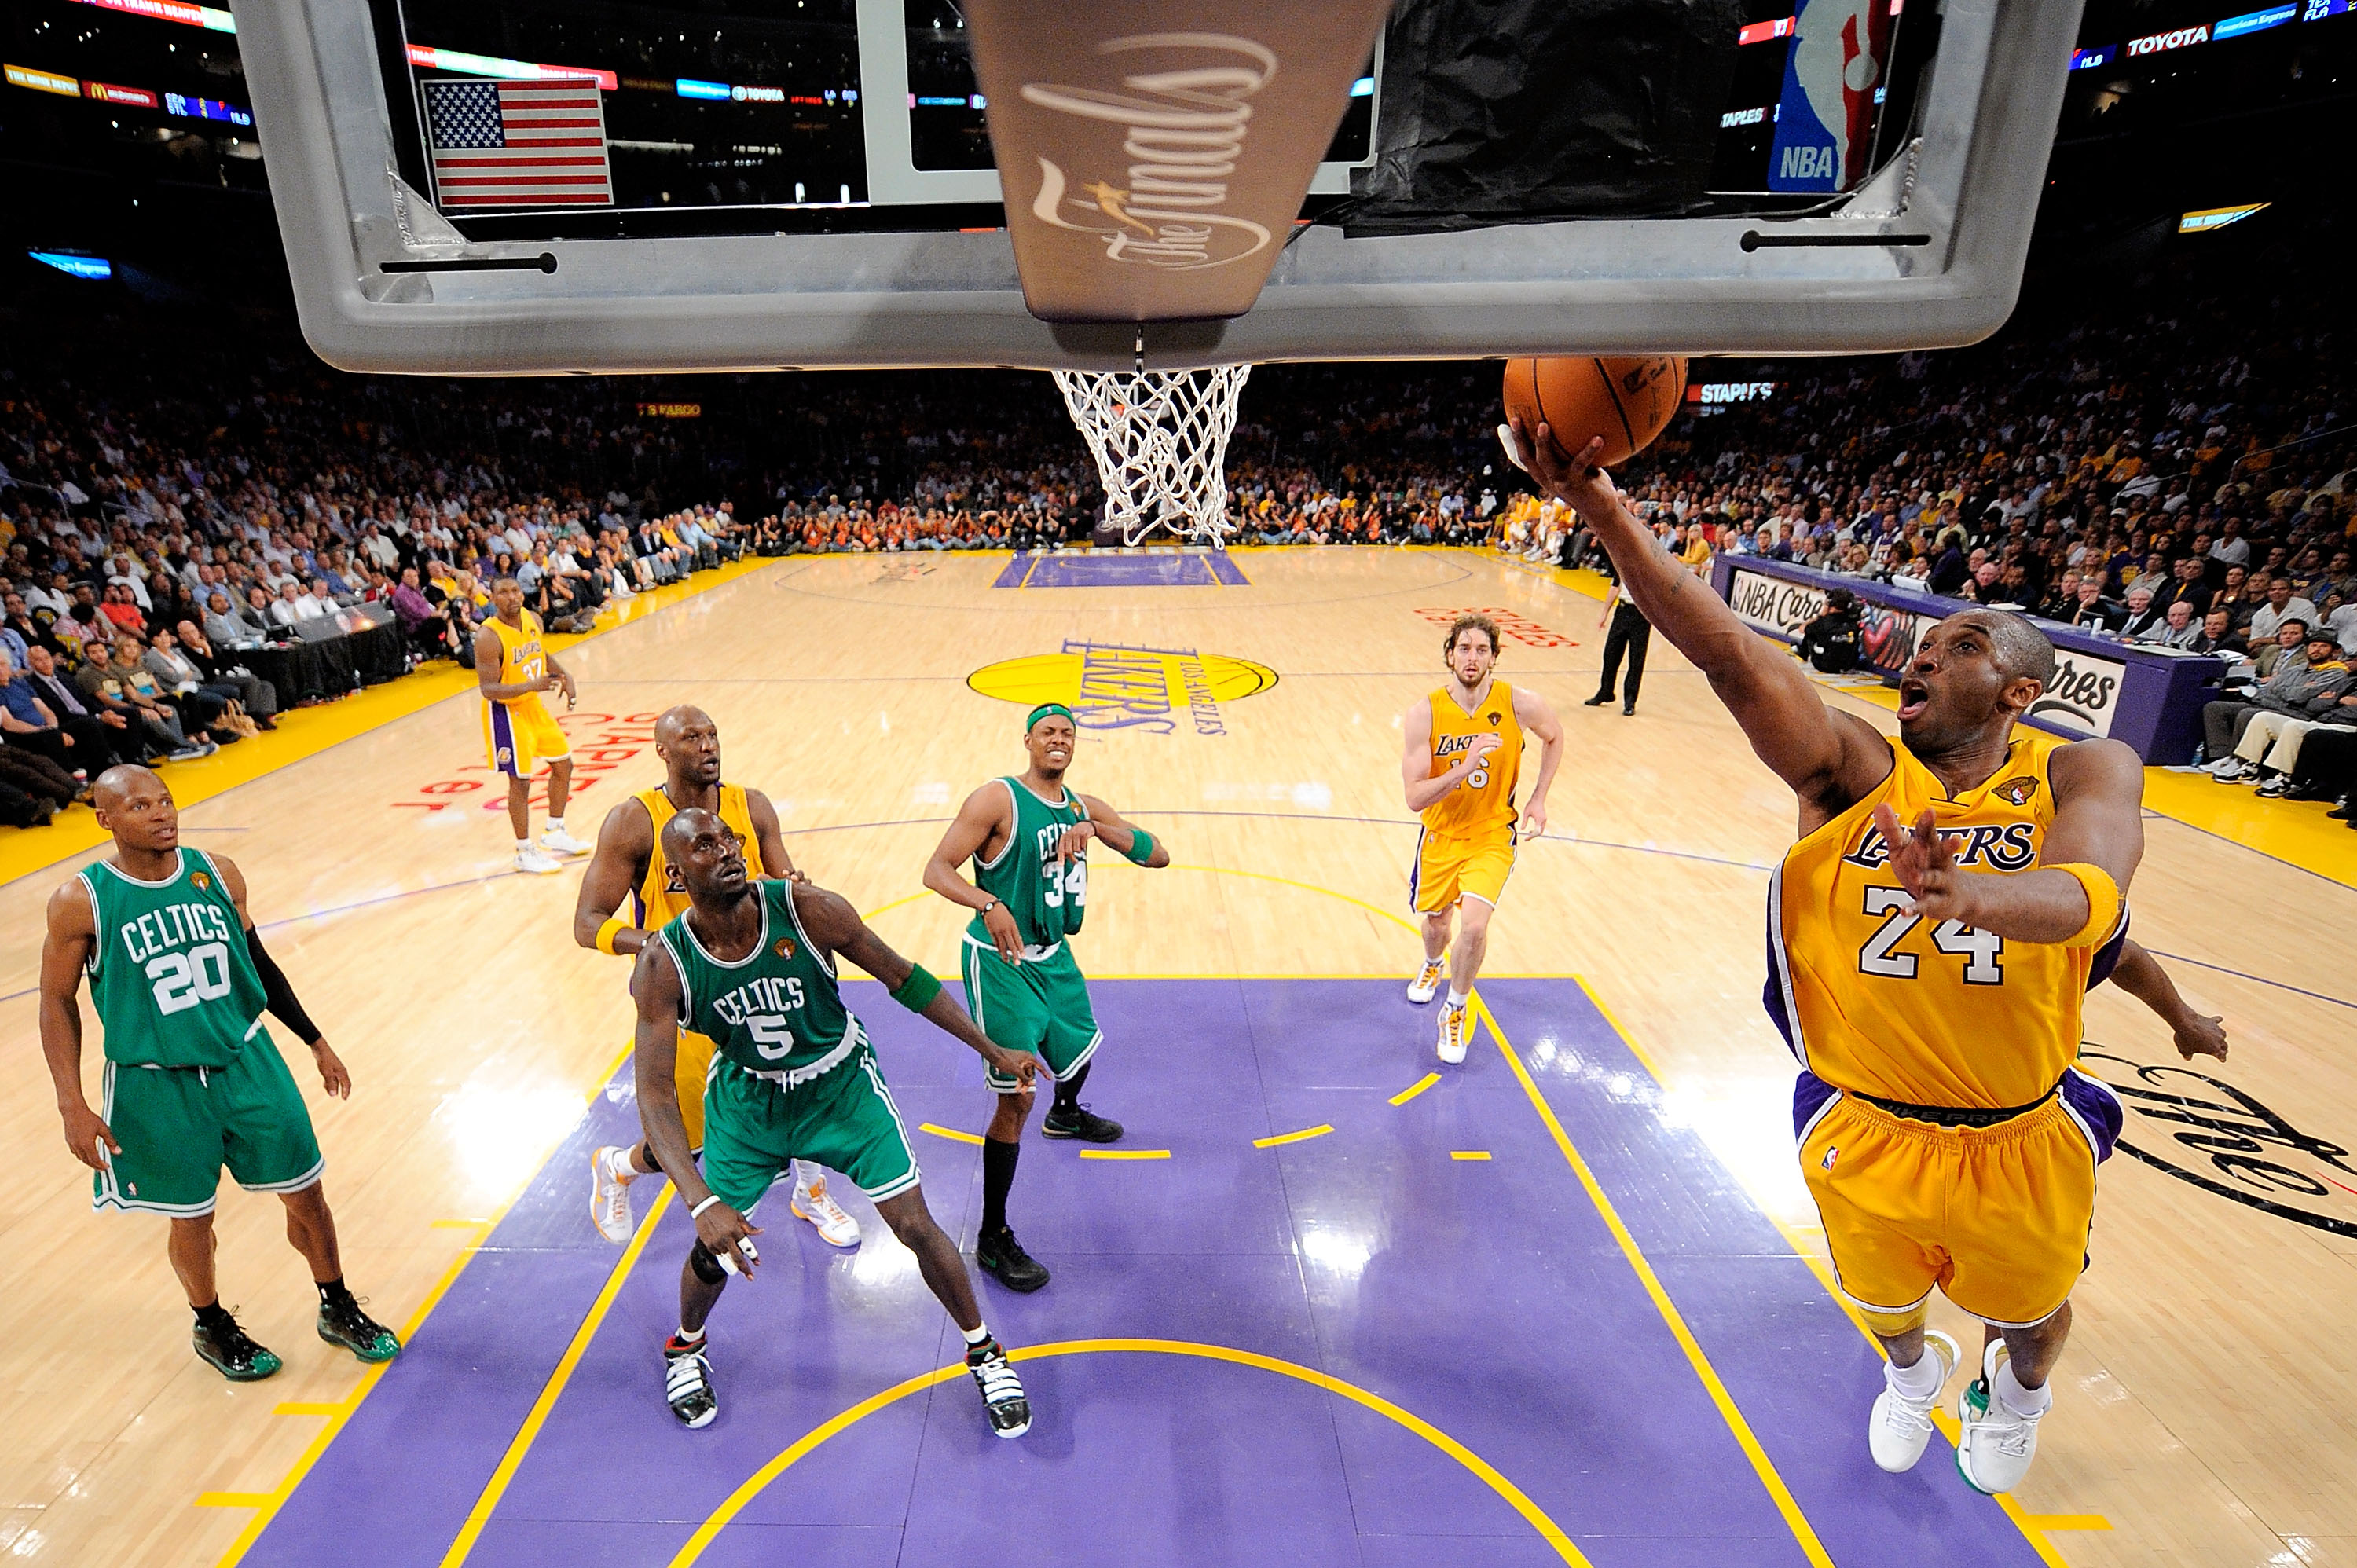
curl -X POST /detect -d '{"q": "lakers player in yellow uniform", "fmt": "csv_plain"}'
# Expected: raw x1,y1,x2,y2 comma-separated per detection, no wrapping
476,577,588,874
1514,420,2145,1499
1399,613,1563,1064
570,705,859,1249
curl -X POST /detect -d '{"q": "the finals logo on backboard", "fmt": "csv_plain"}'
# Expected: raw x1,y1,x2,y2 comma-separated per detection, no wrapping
1767,0,1894,192
970,639,1276,737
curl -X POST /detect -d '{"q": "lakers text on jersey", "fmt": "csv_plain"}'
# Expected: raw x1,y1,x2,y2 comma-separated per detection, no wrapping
482,612,571,778
1413,680,1522,913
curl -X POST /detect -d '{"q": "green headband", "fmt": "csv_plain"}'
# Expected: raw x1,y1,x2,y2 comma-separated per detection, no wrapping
1026,702,1076,734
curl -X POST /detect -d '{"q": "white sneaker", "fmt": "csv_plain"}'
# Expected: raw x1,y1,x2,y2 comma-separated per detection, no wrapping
589,1145,639,1242
1868,1330,1959,1473
1437,1003,1469,1064
2209,757,2246,781
789,1169,861,1248
1956,1339,2046,1495
514,845,564,874
541,826,592,856
1407,958,1446,1004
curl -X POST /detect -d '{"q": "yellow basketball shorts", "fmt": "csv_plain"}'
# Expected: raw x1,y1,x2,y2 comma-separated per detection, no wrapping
1797,1077,2117,1328
1410,825,1516,914
482,698,570,778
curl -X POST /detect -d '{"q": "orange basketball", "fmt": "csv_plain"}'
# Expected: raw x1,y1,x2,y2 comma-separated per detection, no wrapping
1502,355,1688,469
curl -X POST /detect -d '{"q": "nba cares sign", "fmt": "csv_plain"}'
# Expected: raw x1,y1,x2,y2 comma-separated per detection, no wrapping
961,0,1391,323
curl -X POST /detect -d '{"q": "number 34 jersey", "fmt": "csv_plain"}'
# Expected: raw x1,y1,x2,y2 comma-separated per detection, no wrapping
967,777,1088,956
79,848,271,1068
1765,729,2126,1111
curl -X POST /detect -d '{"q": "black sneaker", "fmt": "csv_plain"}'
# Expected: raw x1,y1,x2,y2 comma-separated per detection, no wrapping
975,1225,1050,1293
665,1340,719,1427
194,1310,282,1382
2328,798,2353,819
1041,1103,1124,1142
317,1295,403,1363
967,1340,1032,1438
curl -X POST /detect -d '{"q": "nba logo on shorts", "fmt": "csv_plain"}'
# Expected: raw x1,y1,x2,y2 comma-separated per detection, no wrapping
1821,1146,1838,1171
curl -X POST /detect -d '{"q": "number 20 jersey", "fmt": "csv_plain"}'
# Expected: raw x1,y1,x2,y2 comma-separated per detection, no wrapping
1764,729,2124,1110
79,847,269,1068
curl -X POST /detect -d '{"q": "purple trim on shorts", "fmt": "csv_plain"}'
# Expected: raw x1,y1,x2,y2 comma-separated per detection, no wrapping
489,703,520,778
1792,1070,1841,1142
2059,1069,2123,1163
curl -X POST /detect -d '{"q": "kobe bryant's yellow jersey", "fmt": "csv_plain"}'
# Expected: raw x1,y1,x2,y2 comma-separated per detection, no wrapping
634,782,766,928
485,613,546,704
1766,728,2125,1110
1421,680,1521,838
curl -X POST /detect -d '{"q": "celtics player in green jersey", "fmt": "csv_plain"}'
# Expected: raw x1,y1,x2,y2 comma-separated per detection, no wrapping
38,767,401,1382
633,808,1039,1434
922,702,1170,1294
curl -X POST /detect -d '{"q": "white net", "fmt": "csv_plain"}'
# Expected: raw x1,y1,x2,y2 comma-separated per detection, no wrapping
1051,365,1252,548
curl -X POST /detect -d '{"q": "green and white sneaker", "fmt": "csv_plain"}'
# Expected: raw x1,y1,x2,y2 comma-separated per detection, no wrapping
318,1295,404,1363
194,1310,282,1382
1956,1339,2044,1495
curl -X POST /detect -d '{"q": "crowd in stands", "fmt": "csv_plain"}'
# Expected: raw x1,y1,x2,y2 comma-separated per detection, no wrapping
5,208,2353,833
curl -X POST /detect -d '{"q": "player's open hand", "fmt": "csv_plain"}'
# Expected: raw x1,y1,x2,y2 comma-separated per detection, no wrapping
1874,803,1973,925
982,899,1024,965
310,1036,352,1099
692,1201,762,1277
1051,821,1095,864
59,1101,120,1171
2172,1011,2229,1061
1506,419,1620,525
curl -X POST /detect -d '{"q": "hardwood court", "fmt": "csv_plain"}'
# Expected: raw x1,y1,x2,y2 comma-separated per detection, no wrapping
2,548,2351,1566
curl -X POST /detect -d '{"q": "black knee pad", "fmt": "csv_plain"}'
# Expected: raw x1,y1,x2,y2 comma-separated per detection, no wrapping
688,1240,728,1284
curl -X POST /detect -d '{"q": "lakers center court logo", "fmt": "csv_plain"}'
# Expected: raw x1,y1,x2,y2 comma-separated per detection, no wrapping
970,639,1276,737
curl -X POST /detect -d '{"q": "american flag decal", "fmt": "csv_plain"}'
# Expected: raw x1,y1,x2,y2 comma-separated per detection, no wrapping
423,79,613,208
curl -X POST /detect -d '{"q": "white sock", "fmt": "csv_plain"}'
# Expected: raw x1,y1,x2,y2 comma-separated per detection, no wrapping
962,1322,992,1346
1886,1347,1945,1401
1446,987,1468,1009
790,1160,814,1196
515,838,531,854
674,1323,706,1345
1995,1357,2051,1419
547,818,566,835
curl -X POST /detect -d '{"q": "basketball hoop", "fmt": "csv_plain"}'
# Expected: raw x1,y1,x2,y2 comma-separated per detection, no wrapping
1052,365,1252,548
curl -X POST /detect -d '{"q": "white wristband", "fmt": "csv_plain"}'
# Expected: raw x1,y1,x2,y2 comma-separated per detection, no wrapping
691,1195,723,1219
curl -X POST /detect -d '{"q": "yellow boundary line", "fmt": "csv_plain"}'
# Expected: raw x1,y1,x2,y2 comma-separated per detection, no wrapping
1475,992,1838,1568
920,1122,985,1146
206,1042,639,1566
1567,974,2096,1566
1252,1124,1334,1149
1451,1151,1494,1161
1390,1072,1442,1105
439,1184,677,1567
1080,1149,1171,1160
662,1338,1589,1567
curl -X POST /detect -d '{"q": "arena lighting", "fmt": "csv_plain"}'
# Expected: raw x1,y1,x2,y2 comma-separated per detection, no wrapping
2179,202,2269,232
404,45,618,93
65,0,236,35
28,251,112,280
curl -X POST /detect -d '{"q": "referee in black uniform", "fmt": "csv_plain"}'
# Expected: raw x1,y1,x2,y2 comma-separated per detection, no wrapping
1583,551,1654,716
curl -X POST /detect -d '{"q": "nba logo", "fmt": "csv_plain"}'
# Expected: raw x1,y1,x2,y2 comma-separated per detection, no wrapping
1767,0,1893,193
1821,1146,1839,1171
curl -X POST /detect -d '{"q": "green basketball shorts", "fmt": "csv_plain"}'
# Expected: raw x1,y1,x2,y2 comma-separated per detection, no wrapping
93,1039,324,1216
700,1037,922,1211
960,937,1104,1094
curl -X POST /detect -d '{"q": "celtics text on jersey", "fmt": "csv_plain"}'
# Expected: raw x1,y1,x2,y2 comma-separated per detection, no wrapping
79,848,270,1068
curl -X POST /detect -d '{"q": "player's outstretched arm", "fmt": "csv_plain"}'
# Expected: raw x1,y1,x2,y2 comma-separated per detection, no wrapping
923,785,1023,964
1509,422,1890,818
1064,795,1169,867
2106,939,2227,1061
745,789,803,882
632,942,760,1267
794,883,1038,1088
1510,686,1565,839
38,879,116,1171
214,855,346,1097
574,799,654,954
1878,737,2144,944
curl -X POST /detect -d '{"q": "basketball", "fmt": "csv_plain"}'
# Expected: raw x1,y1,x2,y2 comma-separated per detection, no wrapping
1502,355,1689,469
